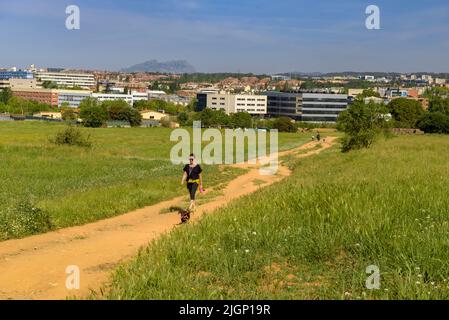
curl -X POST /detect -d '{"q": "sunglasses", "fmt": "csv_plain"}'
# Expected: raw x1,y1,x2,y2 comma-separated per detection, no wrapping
189,158,194,161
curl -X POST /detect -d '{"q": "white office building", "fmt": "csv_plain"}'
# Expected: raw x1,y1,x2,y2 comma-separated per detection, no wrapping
92,93,133,105
207,93,267,115
132,91,149,102
57,90,92,108
35,72,96,89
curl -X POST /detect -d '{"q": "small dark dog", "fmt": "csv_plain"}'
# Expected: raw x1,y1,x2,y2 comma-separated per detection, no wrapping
169,206,191,224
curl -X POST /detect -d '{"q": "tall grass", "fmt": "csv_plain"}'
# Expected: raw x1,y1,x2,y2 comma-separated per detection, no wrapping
104,135,449,300
0,122,307,240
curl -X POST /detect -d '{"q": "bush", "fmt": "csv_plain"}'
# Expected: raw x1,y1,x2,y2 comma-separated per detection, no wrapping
51,126,92,147
0,200,53,240
417,112,449,134
61,107,78,121
177,112,189,126
273,117,297,132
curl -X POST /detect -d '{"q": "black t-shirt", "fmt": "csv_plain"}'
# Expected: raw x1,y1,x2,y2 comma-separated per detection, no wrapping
184,164,202,181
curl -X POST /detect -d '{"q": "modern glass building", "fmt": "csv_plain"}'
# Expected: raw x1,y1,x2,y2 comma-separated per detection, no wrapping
300,93,348,122
264,91,349,123
0,71,34,80
265,91,302,120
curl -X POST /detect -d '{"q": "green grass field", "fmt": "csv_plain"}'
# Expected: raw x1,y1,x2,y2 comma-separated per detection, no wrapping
103,135,449,300
0,121,309,240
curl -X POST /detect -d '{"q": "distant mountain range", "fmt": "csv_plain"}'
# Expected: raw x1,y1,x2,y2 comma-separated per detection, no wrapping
121,60,196,74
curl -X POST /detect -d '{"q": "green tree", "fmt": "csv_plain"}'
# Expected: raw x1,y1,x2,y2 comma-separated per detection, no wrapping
356,88,381,99
417,112,449,134
272,117,296,132
0,88,12,104
388,98,424,128
102,100,142,127
198,108,215,127
428,96,449,115
337,100,390,152
186,98,197,112
230,112,252,129
79,98,108,128
177,112,189,126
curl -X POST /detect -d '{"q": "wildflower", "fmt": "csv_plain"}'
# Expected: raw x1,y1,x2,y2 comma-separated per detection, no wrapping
418,274,423,278
344,292,351,297
252,232,257,235
245,249,250,254
416,281,421,285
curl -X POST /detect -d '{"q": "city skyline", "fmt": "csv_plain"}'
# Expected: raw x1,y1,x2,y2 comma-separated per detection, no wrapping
1,0,449,73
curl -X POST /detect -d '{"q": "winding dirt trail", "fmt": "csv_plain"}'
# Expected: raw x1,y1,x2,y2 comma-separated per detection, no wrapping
0,137,336,300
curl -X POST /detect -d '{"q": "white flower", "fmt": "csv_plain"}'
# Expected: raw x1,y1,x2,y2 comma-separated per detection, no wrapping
245,249,250,254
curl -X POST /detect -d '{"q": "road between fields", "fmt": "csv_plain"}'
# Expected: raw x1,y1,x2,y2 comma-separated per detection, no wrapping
0,137,336,300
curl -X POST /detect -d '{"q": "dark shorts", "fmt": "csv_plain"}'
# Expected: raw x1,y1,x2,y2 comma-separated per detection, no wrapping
187,183,199,200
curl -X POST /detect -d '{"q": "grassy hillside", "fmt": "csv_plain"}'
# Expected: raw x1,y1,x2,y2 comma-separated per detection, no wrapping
104,135,449,300
0,122,308,240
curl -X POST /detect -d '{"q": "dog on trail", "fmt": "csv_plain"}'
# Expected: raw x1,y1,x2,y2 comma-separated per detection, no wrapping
169,206,191,224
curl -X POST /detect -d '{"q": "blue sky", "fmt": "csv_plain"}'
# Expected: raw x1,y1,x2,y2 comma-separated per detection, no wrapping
0,0,448,73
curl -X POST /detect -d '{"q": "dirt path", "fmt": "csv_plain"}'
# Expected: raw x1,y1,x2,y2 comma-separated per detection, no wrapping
0,137,336,300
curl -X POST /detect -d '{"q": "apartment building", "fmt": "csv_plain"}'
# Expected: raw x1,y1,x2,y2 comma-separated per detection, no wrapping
0,78,39,90
35,71,96,89
9,79,39,90
11,88,59,107
203,93,267,115
265,91,348,123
